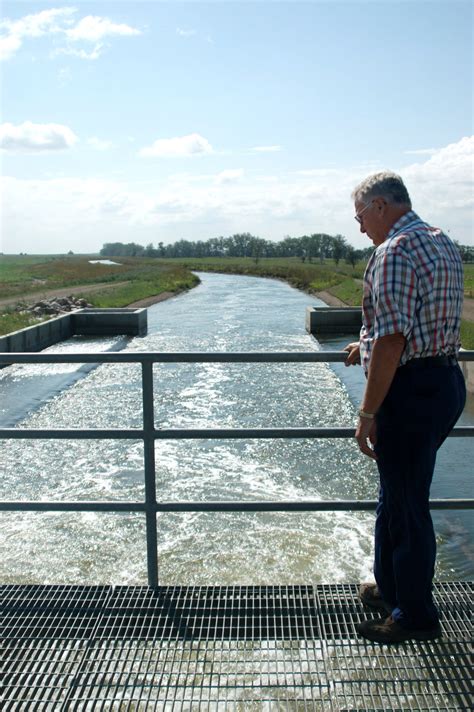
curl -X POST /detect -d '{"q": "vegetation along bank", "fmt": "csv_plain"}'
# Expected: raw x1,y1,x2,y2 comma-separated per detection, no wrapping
1,249,473,351
0,255,199,336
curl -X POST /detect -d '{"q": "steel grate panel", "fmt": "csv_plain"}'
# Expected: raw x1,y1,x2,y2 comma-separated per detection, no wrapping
97,585,321,641
65,639,329,710
1,583,472,711
1,584,110,640
315,583,473,711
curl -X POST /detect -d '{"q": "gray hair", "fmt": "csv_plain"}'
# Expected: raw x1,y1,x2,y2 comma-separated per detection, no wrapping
351,171,412,208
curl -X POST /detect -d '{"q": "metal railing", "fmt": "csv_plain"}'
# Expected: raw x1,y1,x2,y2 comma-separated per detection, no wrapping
1,350,473,587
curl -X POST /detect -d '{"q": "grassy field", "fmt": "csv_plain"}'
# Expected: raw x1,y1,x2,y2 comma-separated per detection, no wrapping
0,254,199,299
464,264,474,297
0,255,199,336
1,254,473,347
168,257,474,349
171,256,366,293
170,256,474,298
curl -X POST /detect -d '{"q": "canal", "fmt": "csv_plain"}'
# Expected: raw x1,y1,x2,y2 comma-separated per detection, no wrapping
1,272,472,584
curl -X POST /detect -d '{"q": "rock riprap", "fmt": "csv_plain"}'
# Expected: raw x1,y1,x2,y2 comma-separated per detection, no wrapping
16,296,93,317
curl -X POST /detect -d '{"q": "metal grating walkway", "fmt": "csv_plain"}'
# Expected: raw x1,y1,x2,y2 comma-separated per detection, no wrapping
1,583,472,711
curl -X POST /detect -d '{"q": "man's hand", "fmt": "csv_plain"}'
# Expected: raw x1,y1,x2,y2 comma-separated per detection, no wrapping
356,416,377,459
344,341,361,366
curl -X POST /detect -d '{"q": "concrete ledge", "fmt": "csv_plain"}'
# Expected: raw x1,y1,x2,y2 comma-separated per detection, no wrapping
306,306,361,335
460,349,474,392
0,308,147,354
72,308,147,337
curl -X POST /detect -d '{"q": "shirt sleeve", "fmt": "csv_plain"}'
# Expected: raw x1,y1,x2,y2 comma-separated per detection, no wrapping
372,250,417,340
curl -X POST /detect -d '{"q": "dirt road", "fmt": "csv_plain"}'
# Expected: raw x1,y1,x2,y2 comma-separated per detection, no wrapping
0,281,131,308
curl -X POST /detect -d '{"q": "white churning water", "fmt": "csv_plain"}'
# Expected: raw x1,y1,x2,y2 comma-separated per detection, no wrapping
1,272,472,585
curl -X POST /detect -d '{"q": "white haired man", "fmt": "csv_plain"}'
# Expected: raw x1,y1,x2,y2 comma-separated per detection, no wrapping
344,171,465,643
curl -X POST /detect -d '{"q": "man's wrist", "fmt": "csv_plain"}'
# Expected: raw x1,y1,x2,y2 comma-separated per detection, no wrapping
358,409,376,420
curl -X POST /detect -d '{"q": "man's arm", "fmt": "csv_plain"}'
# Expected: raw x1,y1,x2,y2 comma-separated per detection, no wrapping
356,332,406,459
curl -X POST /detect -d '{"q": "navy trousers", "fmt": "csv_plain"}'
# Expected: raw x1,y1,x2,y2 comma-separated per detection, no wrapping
373,361,466,629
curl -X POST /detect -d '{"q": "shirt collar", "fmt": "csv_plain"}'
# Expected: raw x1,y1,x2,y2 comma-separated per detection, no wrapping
387,210,420,240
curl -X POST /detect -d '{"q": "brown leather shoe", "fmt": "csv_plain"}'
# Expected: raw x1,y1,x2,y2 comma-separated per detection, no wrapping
357,615,442,644
359,583,392,613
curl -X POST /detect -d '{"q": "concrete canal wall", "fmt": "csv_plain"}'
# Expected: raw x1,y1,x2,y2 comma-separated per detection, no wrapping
307,305,474,393
460,350,474,392
306,306,361,336
0,307,147,353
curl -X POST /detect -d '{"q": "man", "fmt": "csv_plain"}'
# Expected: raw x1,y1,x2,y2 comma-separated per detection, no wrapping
344,171,466,644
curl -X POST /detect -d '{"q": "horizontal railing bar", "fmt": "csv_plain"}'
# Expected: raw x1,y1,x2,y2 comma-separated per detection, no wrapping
1,350,473,364
1,426,473,440
153,426,474,439
0,429,145,439
0,427,354,440
1,499,472,512
0,351,348,364
0,502,146,512
155,499,474,512
156,428,355,439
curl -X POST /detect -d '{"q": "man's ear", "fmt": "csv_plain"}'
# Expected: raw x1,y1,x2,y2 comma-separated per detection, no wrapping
373,197,387,215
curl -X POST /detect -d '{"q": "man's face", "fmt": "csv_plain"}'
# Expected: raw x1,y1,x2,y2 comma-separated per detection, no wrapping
354,199,387,246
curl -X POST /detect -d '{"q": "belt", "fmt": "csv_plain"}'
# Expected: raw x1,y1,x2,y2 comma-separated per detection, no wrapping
401,355,457,369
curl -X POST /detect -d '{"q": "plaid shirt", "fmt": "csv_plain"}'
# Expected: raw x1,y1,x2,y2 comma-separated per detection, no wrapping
360,211,464,373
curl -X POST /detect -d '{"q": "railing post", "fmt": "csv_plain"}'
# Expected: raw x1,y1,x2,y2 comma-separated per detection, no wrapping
142,361,158,587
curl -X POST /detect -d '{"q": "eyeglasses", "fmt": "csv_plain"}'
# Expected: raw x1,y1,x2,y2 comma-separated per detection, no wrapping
354,201,373,224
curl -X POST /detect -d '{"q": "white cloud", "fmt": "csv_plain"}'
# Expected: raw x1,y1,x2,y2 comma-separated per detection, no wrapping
404,147,438,156
176,27,196,37
215,169,244,184
251,145,282,153
57,66,72,86
87,137,114,151
0,32,22,61
1,7,76,38
404,136,473,201
139,133,214,158
1,136,472,253
295,168,344,177
52,43,104,61
0,121,78,152
0,7,140,61
404,136,474,230
0,7,76,60
65,15,141,42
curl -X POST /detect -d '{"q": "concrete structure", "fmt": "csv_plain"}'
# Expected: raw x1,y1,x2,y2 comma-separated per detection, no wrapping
306,306,361,335
460,349,474,392
0,307,147,354
73,308,147,337
306,306,474,394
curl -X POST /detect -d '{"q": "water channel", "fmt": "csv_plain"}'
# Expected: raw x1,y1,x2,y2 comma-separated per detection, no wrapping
1,272,473,585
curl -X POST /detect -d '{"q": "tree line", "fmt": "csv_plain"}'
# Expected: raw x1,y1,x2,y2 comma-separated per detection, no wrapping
100,232,374,266
100,232,474,265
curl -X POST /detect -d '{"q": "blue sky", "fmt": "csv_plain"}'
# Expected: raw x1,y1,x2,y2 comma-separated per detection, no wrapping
1,0,473,253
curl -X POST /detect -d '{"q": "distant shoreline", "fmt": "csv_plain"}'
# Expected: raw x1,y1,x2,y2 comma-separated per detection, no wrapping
126,290,186,308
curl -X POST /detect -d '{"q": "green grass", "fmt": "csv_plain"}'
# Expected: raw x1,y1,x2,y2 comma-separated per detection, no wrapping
464,264,474,297
1,254,473,348
0,310,47,336
169,256,365,293
328,278,363,306
461,319,474,350
0,254,58,286
80,272,199,308
168,256,474,349
0,256,200,336
0,254,193,300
